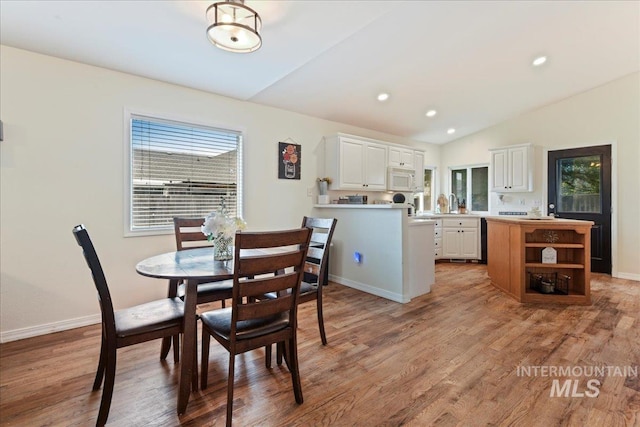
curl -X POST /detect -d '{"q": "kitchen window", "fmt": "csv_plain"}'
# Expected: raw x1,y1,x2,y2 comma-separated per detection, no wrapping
125,113,243,235
450,165,488,212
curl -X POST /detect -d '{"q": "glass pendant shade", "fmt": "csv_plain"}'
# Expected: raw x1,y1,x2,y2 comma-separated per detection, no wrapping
206,1,262,53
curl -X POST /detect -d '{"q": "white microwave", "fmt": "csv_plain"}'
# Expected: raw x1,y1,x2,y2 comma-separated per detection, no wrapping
387,167,414,192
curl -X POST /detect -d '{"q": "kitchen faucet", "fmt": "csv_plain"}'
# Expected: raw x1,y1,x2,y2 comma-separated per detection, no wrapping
449,193,458,213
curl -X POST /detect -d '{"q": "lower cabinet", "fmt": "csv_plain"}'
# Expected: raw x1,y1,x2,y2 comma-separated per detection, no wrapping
441,217,479,259
434,219,442,259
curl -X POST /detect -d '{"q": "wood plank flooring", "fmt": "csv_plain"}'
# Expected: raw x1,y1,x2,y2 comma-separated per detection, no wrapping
1,263,639,426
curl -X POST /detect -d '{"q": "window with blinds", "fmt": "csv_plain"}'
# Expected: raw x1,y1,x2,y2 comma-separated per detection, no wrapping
128,115,242,233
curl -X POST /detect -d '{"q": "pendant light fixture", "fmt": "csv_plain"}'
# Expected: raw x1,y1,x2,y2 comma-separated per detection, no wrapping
206,0,262,53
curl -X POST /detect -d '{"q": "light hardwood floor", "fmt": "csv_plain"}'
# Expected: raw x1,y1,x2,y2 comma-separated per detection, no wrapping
1,263,639,426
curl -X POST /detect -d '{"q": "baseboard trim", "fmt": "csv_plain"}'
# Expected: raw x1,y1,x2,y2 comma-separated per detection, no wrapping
328,274,408,303
616,272,640,282
1,314,101,343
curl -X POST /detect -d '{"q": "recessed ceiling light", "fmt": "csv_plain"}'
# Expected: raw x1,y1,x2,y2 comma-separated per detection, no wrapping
426,110,437,117
447,128,456,134
377,93,389,102
532,56,547,66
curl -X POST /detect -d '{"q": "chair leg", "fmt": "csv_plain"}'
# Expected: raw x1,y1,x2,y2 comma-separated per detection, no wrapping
201,329,210,389
92,333,107,390
96,347,117,427
276,341,283,366
172,335,180,363
161,279,180,360
160,337,171,360
285,338,303,404
265,344,272,368
226,353,236,427
316,295,328,345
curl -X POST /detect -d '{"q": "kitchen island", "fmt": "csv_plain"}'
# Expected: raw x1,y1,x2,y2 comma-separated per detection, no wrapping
486,216,593,305
312,204,435,303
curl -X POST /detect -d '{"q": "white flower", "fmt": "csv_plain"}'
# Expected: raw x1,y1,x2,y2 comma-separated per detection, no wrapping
201,208,246,241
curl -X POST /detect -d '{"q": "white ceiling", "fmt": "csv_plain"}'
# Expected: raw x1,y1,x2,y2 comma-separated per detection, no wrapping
1,1,639,144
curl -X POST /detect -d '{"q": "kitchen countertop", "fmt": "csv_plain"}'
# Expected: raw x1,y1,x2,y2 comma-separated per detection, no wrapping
314,204,411,209
485,216,593,225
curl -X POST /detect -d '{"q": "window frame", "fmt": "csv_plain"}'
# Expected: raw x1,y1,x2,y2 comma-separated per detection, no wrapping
123,108,244,237
448,163,489,214
415,165,437,214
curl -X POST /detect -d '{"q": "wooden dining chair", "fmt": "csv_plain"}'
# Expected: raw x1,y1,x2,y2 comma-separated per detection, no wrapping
264,216,337,366
159,217,236,360
200,227,312,427
172,217,234,307
72,224,185,427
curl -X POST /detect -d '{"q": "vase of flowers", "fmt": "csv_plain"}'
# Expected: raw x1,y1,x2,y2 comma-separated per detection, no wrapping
201,200,247,261
316,177,332,195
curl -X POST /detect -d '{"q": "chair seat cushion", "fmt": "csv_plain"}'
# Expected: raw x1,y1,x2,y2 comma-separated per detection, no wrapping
177,280,233,298
200,307,289,341
115,298,184,338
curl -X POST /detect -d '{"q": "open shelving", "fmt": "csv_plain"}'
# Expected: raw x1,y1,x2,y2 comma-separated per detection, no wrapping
487,218,592,305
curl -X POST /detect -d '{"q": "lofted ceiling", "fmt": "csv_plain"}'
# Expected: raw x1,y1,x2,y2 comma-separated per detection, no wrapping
1,1,639,144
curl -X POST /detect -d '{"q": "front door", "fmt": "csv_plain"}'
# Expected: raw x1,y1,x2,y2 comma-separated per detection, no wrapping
548,145,611,274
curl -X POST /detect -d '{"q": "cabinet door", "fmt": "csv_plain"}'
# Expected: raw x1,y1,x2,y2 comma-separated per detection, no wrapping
339,138,365,189
508,146,529,191
364,142,387,190
460,228,479,258
413,151,425,191
491,149,509,192
442,228,461,258
388,147,414,168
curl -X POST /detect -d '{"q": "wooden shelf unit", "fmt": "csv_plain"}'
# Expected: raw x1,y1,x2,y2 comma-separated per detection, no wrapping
486,217,592,305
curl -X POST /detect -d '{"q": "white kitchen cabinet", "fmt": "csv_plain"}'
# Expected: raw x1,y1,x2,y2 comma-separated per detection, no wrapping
388,146,414,168
490,144,533,192
441,217,479,259
413,150,425,192
325,134,387,190
407,219,435,298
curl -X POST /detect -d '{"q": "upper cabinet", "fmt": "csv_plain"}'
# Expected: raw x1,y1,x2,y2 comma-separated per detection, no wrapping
490,144,533,192
325,134,387,190
388,146,414,168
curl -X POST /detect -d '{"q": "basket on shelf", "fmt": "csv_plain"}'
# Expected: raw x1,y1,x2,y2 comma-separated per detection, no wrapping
528,272,570,295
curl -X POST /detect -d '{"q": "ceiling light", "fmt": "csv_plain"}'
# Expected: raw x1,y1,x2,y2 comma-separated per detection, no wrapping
447,128,456,134
532,56,547,66
377,93,389,102
426,110,437,117
206,0,262,53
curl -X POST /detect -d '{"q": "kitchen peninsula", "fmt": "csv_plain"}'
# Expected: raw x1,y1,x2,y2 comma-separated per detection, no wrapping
486,216,593,305
312,204,435,303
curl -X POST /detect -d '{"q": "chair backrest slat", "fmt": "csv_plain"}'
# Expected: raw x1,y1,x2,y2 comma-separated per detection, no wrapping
310,233,330,246
237,295,293,321
173,217,211,250
238,251,305,277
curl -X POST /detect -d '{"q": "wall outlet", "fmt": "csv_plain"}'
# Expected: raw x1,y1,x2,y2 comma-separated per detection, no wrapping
519,198,526,205
307,187,313,197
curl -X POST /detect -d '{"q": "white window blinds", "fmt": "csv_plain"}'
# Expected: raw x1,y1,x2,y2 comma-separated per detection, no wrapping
129,115,242,232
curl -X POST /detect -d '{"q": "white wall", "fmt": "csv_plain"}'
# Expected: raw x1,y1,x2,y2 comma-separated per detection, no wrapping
439,72,640,280
0,46,439,341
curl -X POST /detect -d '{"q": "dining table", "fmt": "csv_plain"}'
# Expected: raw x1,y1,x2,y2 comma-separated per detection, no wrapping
135,246,234,415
